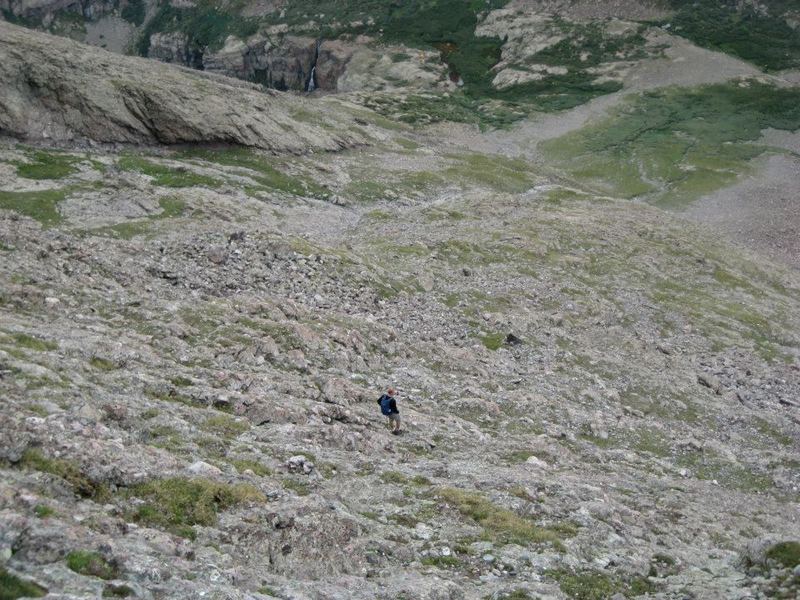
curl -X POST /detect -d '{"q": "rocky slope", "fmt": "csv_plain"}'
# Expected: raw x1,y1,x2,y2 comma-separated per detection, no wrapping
1,9,800,600
0,21,364,151
2,0,799,104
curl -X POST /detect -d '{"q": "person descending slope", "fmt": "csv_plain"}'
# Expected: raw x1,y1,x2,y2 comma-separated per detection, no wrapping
377,388,401,435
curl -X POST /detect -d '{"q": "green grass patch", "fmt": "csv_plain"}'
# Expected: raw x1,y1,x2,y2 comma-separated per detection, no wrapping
380,470,409,484
282,478,310,496
14,150,81,180
361,91,528,129
66,550,118,580
436,487,566,549
662,0,800,71
20,449,109,501
752,416,794,446
486,591,535,600
202,414,250,438
445,153,537,193
0,189,67,227
232,459,272,477
543,81,800,207
545,568,656,599
90,356,117,371
130,477,264,538
480,332,506,351
11,333,57,352
675,452,774,492
117,155,222,188
0,567,46,599
765,541,800,569
34,504,55,518
91,196,186,240
421,554,462,569
103,584,135,598
179,147,331,198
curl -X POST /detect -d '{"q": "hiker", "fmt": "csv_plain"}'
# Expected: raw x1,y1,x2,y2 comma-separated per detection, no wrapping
377,388,401,434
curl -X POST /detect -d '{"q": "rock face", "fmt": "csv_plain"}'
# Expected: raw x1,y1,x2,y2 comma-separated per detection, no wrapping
148,31,194,67
313,39,355,90
202,35,348,92
0,21,365,151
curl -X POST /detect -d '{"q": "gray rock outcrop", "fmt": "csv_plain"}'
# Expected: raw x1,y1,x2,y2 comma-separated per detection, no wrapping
0,21,365,151
202,35,352,92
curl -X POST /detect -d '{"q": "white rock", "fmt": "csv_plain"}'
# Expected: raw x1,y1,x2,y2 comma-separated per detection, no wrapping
187,461,223,476
413,523,433,540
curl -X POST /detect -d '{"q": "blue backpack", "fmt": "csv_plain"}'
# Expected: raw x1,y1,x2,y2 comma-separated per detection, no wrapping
379,395,393,416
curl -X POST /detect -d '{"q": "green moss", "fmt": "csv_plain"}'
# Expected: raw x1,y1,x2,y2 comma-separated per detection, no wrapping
436,487,565,549
20,449,109,501
380,470,409,484
362,91,529,129
90,356,117,371
752,417,794,446
544,81,800,207
66,550,118,580
202,414,250,438
118,155,222,188
765,541,800,569
488,592,535,600
11,333,57,352
232,459,272,477
421,555,462,568
480,332,506,351
675,452,774,492
505,450,536,464
33,504,55,518
179,147,331,198
91,196,187,240
170,376,193,387
0,568,46,599
103,584,134,598
282,478,310,496
445,153,537,193
631,429,672,457
15,150,81,180
0,189,67,227
131,477,265,537
545,568,655,599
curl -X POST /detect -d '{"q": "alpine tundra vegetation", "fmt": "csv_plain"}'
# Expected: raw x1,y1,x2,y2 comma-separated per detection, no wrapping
0,1,799,599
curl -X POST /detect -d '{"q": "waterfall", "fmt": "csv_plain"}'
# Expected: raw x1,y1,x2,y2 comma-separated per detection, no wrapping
307,66,316,92
306,39,321,93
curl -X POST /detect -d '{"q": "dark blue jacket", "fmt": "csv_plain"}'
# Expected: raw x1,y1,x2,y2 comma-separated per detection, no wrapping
378,394,399,415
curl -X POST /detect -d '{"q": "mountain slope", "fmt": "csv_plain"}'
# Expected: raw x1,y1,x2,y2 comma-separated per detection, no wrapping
0,21,364,152
0,12,799,600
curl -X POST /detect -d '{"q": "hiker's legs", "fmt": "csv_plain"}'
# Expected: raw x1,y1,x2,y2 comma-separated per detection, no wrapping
390,414,401,432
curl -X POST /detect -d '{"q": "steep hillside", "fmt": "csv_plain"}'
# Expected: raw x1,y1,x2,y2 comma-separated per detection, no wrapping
0,21,364,151
1,8,800,600
3,0,799,113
